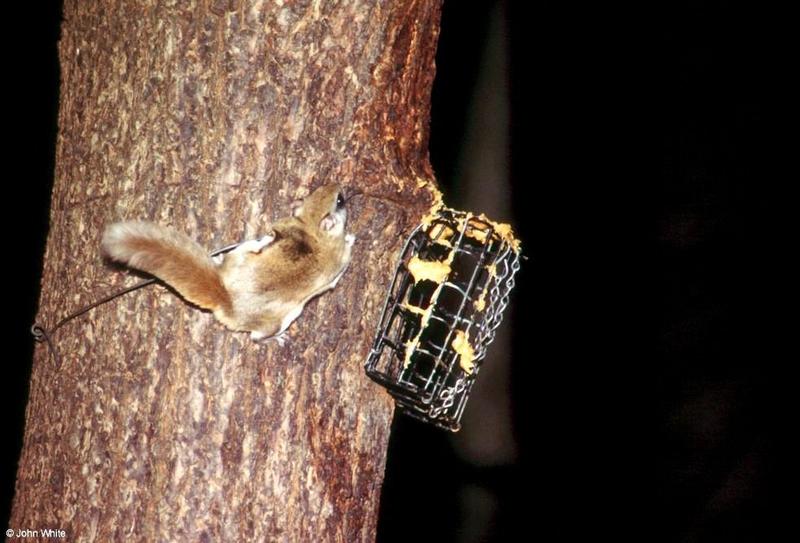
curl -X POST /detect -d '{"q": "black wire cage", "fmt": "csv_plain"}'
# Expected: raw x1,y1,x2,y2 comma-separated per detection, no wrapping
365,208,521,431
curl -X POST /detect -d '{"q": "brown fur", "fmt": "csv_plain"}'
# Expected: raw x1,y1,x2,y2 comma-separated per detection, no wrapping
102,222,232,313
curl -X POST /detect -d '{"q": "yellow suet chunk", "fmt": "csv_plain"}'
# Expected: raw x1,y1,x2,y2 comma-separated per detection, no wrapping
407,256,452,284
452,330,476,374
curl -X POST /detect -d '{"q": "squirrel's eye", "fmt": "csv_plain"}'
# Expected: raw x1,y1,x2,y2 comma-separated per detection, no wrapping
336,193,345,209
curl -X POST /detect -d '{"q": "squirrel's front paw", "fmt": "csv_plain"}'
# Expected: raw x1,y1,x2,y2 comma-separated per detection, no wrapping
236,233,276,255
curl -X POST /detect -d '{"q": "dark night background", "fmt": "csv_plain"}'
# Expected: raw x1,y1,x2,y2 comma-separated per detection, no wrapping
4,1,784,541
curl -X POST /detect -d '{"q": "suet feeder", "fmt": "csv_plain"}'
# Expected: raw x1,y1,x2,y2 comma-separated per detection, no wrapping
365,207,521,431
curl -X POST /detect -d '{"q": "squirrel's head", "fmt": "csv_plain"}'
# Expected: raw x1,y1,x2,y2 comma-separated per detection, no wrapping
292,184,348,240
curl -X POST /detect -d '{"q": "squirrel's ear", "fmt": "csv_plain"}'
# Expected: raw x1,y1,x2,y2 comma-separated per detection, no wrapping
319,213,335,232
291,199,303,217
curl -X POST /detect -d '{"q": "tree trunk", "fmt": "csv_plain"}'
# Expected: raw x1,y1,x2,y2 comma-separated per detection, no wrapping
11,1,441,541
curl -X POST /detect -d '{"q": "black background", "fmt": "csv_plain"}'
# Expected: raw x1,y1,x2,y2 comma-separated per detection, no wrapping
3,1,784,541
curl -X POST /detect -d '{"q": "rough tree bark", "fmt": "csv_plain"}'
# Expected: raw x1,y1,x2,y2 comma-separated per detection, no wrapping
11,1,441,541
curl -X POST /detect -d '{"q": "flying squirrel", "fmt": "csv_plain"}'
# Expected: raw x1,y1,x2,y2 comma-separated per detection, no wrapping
101,184,354,344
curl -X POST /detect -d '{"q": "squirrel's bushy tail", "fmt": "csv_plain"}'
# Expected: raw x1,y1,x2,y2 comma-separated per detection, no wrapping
101,222,232,313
